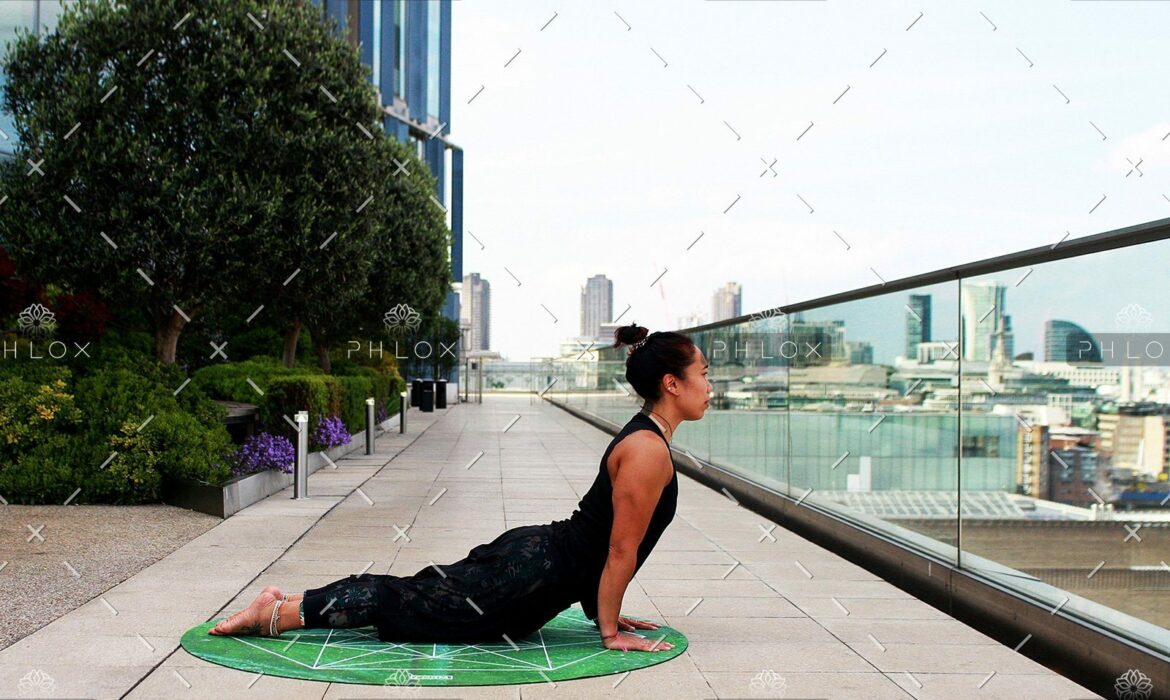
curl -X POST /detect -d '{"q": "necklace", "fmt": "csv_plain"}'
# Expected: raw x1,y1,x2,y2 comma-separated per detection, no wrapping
644,410,673,444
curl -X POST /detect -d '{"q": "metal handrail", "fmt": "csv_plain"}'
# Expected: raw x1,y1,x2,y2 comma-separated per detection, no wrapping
680,215,1170,335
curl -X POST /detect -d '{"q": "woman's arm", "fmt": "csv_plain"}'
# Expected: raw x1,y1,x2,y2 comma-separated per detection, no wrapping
596,433,673,641
596,549,638,638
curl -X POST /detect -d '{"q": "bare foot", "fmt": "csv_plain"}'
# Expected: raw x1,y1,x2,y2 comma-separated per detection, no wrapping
209,591,277,636
260,586,303,604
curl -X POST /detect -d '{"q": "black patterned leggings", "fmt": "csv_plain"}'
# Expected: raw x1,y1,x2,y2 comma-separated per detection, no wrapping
300,573,381,629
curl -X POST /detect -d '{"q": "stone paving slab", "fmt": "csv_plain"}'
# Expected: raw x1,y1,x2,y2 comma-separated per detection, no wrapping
0,397,1103,699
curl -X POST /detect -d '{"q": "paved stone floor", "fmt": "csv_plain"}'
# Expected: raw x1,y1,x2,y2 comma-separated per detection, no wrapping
0,396,1101,699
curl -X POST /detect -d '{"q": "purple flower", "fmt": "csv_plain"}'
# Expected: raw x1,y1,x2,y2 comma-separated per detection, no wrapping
312,414,351,449
375,400,388,424
232,432,296,476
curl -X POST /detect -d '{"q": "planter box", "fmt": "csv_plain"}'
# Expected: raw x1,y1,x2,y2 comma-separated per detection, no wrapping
161,416,400,518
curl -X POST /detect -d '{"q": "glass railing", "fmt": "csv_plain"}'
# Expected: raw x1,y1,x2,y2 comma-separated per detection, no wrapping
488,217,1170,659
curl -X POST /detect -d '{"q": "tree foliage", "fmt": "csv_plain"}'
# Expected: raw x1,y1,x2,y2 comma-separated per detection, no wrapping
0,0,451,367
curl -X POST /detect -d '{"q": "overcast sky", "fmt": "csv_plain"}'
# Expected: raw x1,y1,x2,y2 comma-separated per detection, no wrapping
449,0,1170,362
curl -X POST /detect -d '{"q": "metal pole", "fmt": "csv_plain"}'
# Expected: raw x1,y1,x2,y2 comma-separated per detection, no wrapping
293,410,309,499
400,390,408,434
365,397,375,455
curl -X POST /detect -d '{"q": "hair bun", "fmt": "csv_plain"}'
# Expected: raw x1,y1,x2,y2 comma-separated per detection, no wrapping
612,322,649,350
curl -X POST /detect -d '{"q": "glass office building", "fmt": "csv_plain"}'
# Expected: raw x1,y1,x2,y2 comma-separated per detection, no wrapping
312,0,464,383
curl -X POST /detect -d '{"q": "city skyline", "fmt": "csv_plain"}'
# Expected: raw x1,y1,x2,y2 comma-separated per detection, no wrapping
465,236,1169,369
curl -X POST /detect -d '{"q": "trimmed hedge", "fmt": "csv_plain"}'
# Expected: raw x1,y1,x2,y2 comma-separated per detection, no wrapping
192,355,402,447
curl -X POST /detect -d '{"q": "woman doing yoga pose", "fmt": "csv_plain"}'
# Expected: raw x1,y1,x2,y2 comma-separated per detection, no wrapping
209,323,711,653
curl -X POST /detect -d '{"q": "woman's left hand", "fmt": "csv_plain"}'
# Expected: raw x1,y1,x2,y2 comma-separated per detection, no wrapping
617,615,660,631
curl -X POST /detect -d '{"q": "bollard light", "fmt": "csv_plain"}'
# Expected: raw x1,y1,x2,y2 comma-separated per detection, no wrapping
365,397,375,455
293,410,309,500
400,390,408,434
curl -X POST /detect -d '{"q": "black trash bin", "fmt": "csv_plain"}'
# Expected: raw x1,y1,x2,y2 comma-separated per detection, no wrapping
410,379,423,408
435,379,447,408
420,380,435,413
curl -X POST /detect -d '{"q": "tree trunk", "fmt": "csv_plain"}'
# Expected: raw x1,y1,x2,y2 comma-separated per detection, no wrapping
316,340,332,374
282,319,301,368
154,309,186,364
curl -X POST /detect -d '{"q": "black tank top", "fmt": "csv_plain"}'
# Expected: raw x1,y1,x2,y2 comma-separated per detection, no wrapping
549,411,679,621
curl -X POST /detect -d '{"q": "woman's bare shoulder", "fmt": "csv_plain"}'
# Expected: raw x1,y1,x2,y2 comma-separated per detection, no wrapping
609,430,672,478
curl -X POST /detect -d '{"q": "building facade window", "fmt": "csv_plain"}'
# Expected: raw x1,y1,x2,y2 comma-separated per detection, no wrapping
426,0,439,119
961,434,1000,458
346,0,359,49
371,0,381,89
394,0,406,99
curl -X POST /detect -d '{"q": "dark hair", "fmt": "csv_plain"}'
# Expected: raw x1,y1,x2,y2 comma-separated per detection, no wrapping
612,323,697,403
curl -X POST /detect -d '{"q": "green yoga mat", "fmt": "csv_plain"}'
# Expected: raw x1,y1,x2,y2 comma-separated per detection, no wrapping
180,608,687,686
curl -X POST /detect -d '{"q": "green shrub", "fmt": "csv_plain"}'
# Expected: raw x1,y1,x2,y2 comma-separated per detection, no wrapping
0,369,81,465
266,375,343,443
193,359,402,443
0,344,236,503
108,411,233,489
0,433,100,504
333,371,395,434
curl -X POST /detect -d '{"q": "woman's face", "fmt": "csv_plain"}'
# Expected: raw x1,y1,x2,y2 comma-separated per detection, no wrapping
668,345,711,420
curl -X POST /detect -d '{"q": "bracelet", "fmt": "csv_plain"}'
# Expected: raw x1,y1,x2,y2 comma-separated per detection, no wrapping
601,631,619,641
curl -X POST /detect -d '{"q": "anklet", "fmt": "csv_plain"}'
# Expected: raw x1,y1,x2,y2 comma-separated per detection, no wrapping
268,599,283,637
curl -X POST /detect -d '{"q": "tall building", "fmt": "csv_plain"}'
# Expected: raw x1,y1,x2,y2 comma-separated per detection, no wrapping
313,0,464,362
961,281,1010,362
1045,319,1101,362
712,282,742,323
1001,314,1015,359
580,275,613,340
1045,428,1105,506
1097,403,1170,476
847,341,874,365
460,273,490,352
786,312,849,364
677,310,706,330
905,294,932,360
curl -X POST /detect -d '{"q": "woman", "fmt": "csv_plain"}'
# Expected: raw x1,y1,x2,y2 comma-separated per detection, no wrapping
209,323,711,653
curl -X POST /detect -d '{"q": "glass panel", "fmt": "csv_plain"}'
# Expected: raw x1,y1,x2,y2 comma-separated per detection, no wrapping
371,0,381,89
426,0,439,119
781,284,961,562
346,0,359,49
394,0,405,99
959,241,1170,654
478,235,1170,657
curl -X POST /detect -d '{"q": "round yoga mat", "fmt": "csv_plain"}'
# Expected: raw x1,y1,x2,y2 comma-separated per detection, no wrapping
180,608,687,686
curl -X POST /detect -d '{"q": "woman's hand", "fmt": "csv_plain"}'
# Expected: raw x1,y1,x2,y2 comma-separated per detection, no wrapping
602,630,674,652
617,615,659,632
601,616,673,652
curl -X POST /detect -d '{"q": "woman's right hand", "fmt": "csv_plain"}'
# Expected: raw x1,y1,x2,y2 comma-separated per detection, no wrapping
602,631,674,652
